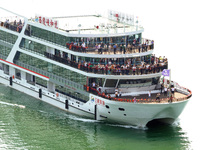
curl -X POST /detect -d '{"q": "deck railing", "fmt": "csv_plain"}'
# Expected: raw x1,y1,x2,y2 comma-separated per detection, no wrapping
84,85,192,103
0,21,23,33
44,52,168,76
65,40,154,55
24,28,154,55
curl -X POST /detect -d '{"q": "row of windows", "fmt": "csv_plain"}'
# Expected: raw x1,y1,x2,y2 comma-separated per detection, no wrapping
34,76,88,101
30,26,71,47
19,38,151,66
56,85,88,102
35,76,47,87
20,38,46,55
27,25,142,49
0,45,12,57
0,30,18,44
16,52,87,85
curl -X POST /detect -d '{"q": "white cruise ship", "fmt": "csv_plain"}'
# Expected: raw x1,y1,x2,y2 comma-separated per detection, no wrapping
0,7,192,127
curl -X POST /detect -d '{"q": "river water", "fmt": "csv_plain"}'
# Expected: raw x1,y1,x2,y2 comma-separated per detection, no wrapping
0,83,198,150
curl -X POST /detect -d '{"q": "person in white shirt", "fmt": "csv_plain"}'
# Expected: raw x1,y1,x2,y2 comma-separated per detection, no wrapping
171,87,175,96
132,65,136,75
164,86,167,96
82,42,85,48
92,82,96,89
148,91,151,98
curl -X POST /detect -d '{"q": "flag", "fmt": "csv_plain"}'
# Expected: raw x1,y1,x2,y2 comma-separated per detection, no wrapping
162,69,170,76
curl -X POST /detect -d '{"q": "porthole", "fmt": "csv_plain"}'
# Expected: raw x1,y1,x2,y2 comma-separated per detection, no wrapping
105,105,109,109
119,108,125,111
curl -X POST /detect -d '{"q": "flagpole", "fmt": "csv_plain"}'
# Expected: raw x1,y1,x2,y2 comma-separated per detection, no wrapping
169,68,172,99
169,69,171,88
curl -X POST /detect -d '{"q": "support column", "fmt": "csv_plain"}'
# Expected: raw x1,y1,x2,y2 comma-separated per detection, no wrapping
76,56,79,63
21,71,26,84
9,66,15,78
47,81,55,93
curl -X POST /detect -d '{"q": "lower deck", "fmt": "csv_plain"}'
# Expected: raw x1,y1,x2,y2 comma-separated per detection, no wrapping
121,91,188,103
88,84,191,104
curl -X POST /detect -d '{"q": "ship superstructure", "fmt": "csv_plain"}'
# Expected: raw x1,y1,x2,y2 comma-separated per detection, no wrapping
0,7,192,127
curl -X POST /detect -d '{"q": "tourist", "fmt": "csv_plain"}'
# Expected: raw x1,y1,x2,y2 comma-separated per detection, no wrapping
98,43,101,54
14,20,16,26
108,94,111,100
120,44,123,53
156,93,160,102
148,91,151,98
108,44,111,54
132,65,136,75
161,83,163,93
100,43,103,54
167,88,170,97
122,45,126,54
113,44,117,54
150,40,154,49
81,42,86,52
171,86,175,97
134,97,137,103
133,39,136,47
92,82,96,89
164,86,167,96
115,90,118,98
119,89,122,97
169,95,173,103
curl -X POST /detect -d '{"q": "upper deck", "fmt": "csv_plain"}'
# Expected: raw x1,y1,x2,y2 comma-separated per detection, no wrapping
0,7,151,59
53,14,143,36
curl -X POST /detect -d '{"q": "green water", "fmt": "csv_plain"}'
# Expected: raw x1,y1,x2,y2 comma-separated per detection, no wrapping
0,84,194,150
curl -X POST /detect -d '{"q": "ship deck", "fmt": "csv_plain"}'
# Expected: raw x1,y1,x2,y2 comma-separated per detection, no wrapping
120,91,188,103
87,85,192,104
54,15,143,35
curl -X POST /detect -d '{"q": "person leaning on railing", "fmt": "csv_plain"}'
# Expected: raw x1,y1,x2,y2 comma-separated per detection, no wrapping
65,39,154,54
44,51,167,75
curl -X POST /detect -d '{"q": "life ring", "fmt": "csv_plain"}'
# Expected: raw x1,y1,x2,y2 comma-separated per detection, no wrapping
12,75,15,79
56,93,59,97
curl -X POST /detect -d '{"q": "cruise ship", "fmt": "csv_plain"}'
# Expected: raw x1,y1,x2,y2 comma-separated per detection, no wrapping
0,7,192,127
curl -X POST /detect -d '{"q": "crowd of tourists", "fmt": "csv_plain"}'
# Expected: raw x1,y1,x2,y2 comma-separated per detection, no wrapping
85,83,176,104
45,51,168,75
77,57,167,75
66,39,154,54
0,18,24,32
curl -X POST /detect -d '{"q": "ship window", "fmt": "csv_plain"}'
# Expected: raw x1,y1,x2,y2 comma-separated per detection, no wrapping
105,105,109,109
119,108,125,111
105,79,118,87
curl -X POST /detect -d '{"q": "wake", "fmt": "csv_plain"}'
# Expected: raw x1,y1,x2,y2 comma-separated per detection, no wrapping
0,101,26,109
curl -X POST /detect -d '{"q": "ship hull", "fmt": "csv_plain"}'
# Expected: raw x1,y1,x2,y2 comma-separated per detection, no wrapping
95,95,189,127
0,69,190,127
